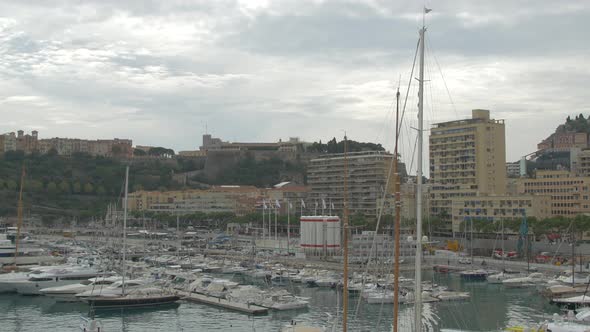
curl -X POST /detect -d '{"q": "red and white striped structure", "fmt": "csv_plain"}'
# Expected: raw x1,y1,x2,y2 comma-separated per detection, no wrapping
299,216,341,256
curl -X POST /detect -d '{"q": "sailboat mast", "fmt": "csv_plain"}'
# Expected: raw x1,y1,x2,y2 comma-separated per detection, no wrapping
393,87,401,332
287,200,290,254
501,219,505,270
572,222,575,286
414,23,426,331
342,135,350,332
13,166,26,267
122,166,129,296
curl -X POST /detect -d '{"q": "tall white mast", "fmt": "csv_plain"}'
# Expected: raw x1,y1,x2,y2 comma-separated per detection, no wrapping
122,166,129,296
287,200,290,254
414,11,427,331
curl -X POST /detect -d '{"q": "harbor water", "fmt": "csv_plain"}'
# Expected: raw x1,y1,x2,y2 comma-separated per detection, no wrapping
0,271,563,331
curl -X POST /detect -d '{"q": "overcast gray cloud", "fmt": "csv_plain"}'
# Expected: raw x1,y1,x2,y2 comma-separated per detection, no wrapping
0,0,589,175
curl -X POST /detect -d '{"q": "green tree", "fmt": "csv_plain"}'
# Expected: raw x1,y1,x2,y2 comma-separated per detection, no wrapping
83,183,94,194
5,179,17,191
47,182,58,194
59,181,70,193
96,185,106,195
28,180,43,192
72,182,82,194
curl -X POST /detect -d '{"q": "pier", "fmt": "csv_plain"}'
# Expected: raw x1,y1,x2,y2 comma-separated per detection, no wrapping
179,291,268,315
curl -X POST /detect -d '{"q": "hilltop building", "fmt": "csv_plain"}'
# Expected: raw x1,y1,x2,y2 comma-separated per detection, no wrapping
199,134,303,152
538,130,588,152
0,129,132,158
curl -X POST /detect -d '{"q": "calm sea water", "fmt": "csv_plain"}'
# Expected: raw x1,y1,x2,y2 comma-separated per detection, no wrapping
0,272,562,332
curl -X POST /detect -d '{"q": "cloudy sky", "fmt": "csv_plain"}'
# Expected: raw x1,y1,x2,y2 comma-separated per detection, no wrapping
0,0,588,173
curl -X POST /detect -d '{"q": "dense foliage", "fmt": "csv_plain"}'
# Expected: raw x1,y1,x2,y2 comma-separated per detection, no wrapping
306,138,385,154
194,156,305,187
564,114,590,133
458,215,590,240
0,152,203,218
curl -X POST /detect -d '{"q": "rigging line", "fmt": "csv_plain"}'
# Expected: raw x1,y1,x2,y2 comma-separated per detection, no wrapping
408,134,419,178
397,38,420,143
373,94,397,145
427,39,458,118
375,257,397,330
397,38,420,174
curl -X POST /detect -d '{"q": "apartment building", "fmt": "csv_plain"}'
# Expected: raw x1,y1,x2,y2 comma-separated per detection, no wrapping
516,170,590,217
429,109,507,225
307,151,397,219
38,137,132,158
127,186,262,216
15,130,38,153
538,130,588,151
0,132,16,153
451,195,551,233
0,131,37,154
573,148,590,177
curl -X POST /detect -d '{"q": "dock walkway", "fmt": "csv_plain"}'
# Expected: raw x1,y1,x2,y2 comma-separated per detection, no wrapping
179,291,268,315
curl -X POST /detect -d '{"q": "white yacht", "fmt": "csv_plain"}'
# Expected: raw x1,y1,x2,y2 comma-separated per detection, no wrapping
40,276,120,301
0,264,88,293
13,267,102,295
555,273,590,286
75,279,147,299
502,272,546,288
487,271,520,284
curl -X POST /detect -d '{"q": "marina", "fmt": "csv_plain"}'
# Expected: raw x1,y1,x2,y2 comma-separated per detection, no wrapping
0,263,576,331
0,1,588,331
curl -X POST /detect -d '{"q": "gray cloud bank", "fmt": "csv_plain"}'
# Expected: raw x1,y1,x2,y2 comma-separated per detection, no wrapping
0,0,588,174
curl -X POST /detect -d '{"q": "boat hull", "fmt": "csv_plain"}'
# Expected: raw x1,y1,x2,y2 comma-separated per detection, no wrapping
86,295,181,309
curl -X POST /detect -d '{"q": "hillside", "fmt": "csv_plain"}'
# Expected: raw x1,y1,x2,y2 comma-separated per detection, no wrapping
0,151,203,219
0,137,391,221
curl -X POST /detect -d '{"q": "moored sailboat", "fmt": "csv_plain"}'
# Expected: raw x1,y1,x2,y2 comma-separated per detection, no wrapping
82,166,181,309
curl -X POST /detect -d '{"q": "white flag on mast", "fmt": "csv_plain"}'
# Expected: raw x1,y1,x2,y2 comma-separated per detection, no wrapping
322,199,327,209
263,199,267,210
275,199,281,208
301,199,306,208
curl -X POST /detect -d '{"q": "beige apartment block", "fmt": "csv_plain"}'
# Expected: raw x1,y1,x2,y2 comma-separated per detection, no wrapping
451,195,551,233
307,151,396,219
516,170,590,217
0,132,17,153
574,148,590,177
128,186,263,216
430,109,507,227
